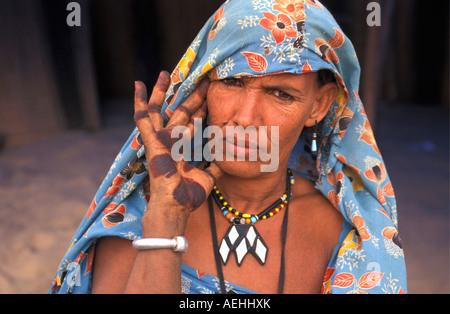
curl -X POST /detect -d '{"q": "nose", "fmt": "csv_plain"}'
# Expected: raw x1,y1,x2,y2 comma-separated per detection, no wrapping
231,87,263,128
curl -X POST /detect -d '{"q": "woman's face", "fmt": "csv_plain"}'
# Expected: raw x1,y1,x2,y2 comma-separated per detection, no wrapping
205,72,331,177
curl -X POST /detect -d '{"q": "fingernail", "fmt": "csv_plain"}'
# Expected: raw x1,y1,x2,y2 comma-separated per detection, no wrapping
134,81,147,100
159,70,170,80
157,71,171,87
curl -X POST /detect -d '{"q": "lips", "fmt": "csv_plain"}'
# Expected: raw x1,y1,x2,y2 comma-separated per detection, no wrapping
223,134,267,159
225,136,258,149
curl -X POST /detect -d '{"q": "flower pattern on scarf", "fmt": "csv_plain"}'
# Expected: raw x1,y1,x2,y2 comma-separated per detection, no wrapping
259,12,298,44
273,0,306,22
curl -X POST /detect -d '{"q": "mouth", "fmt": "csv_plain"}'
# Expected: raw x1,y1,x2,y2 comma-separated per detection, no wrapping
223,134,267,159
224,139,255,158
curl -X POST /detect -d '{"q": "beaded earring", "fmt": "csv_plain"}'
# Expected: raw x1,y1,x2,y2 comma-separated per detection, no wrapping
311,120,318,157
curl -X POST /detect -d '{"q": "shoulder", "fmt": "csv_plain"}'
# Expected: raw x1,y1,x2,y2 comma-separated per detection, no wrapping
290,172,340,217
289,173,343,250
282,173,344,292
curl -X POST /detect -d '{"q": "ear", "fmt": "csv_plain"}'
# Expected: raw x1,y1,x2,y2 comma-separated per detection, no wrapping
304,82,338,127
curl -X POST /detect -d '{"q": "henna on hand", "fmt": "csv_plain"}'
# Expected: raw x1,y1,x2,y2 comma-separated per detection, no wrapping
134,72,222,216
148,154,177,179
155,130,176,150
134,110,149,122
173,178,206,210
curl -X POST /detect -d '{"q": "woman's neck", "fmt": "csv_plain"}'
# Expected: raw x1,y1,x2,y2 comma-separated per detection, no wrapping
214,166,288,215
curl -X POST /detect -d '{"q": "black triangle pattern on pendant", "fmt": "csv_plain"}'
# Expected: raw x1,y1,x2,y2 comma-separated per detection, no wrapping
218,224,268,266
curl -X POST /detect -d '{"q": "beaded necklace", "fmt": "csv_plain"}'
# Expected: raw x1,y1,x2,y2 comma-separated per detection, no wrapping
208,168,294,293
212,184,290,225
211,169,294,266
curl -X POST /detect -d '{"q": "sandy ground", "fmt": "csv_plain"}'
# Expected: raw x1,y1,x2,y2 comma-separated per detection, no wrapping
0,100,448,294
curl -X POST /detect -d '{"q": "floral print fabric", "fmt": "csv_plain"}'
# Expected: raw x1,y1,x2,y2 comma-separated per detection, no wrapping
50,0,407,294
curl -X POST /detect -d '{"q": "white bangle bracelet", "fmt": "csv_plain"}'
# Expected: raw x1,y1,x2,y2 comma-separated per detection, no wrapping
132,236,188,253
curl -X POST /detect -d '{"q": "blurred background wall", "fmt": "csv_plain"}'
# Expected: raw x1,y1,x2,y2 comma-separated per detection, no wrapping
0,0,448,294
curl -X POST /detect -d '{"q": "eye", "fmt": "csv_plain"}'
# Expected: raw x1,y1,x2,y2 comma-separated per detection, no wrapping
220,78,242,87
271,89,294,102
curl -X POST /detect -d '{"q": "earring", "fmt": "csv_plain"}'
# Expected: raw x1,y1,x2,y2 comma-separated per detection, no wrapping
311,120,318,157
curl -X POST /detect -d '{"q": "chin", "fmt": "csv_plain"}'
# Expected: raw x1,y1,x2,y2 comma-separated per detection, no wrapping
214,160,279,179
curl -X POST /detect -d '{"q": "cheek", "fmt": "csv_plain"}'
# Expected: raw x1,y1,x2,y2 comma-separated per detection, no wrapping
278,121,303,152
271,111,308,156
276,96,316,139
206,86,235,125
269,107,307,135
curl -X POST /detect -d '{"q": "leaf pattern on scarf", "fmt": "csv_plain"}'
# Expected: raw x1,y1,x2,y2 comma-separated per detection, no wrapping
241,52,268,72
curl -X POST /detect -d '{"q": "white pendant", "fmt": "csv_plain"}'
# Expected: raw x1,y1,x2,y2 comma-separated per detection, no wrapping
219,224,268,266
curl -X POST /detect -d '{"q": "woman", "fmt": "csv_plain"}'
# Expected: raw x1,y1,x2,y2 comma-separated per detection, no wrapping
51,0,407,294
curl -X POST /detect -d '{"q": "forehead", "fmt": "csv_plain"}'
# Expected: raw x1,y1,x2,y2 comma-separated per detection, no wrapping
237,72,318,90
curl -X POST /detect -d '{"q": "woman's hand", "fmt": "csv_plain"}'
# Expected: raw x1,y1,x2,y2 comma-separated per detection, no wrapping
134,71,222,236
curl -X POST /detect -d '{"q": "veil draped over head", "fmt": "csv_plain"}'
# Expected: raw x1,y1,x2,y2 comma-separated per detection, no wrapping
51,0,407,294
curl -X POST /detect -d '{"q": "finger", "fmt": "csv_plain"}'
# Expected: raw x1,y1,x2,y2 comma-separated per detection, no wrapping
165,79,209,129
148,71,171,130
134,81,149,121
178,160,222,191
203,162,223,190
173,160,222,211
134,81,156,144
134,82,169,161
181,101,207,141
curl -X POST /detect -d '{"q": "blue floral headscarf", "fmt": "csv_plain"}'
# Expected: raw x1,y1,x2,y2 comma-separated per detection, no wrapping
51,0,407,294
